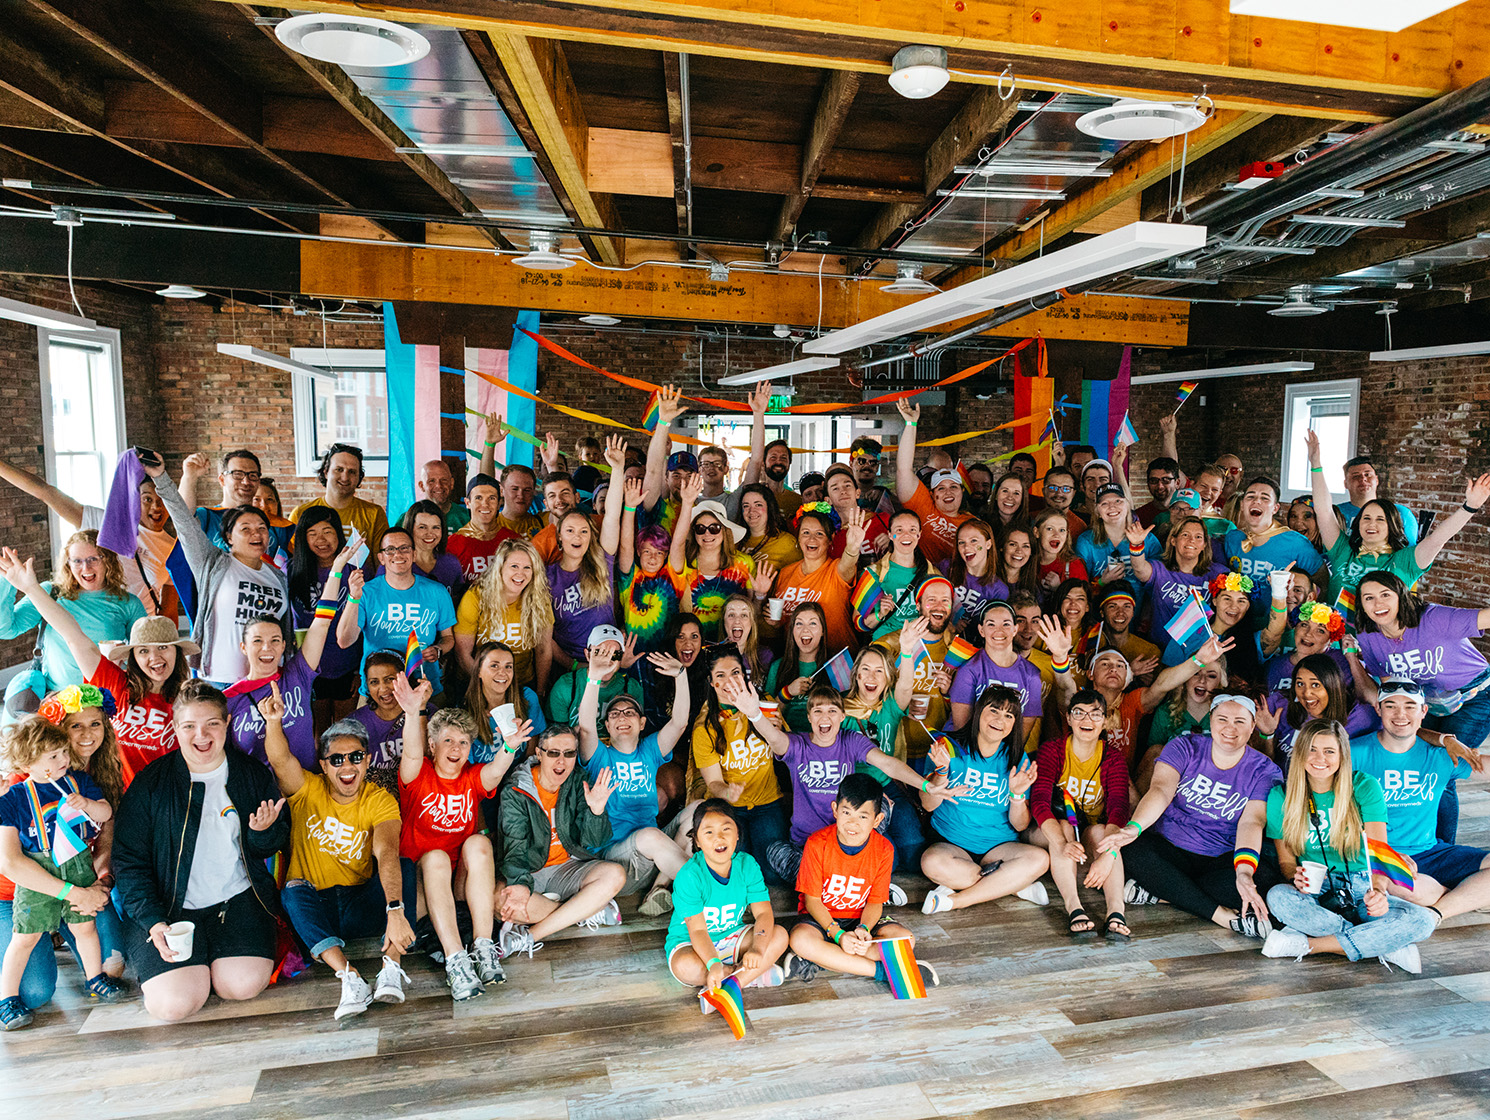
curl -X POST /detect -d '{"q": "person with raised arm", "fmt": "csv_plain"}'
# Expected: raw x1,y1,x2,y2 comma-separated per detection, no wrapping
546,435,626,667
1127,517,1226,641
772,503,866,656
453,538,553,694
668,472,755,642
893,400,970,568
1222,477,1324,625
638,384,695,535
738,381,803,522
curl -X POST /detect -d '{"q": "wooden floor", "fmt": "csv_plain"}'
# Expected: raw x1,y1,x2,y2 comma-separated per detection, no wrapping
6,775,1490,1119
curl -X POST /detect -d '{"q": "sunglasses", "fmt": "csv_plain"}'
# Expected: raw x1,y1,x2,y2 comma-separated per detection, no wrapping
694,522,724,536
540,748,579,760
323,750,367,767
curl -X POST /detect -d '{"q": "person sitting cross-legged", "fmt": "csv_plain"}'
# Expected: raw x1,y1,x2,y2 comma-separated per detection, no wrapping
258,681,416,1019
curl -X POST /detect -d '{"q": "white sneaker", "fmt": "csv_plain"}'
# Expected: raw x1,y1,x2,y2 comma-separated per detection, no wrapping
1124,879,1160,906
1261,928,1310,960
373,957,408,1004
499,921,544,960
334,968,372,1020
922,885,955,915
1379,943,1422,974
1016,881,1050,906
638,884,673,917
917,960,940,988
887,882,908,907
445,950,484,1001
471,937,506,985
576,899,623,931
745,964,785,989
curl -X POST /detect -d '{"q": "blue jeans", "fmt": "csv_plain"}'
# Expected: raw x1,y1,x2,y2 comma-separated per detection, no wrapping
1428,687,1490,844
0,895,124,1008
884,782,928,874
1266,873,1436,961
736,799,792,886
281,867,413,960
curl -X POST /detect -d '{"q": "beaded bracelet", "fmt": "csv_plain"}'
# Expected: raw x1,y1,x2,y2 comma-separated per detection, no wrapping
1233,847,1260,873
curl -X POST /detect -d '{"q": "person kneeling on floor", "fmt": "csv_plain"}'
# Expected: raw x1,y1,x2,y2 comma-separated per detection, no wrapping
784,773,938,989
497,725,626,961
258,681,416,1019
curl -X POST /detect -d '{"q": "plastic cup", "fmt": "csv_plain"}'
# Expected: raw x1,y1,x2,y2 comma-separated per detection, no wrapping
908,694,930,720
1300,861,1327,894
491,704,519,738
765,598,785,622
758,698,781,725
164,921,195,959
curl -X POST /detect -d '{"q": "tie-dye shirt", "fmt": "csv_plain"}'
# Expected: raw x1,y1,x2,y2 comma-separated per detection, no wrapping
621,563,686,651
675,554,756,641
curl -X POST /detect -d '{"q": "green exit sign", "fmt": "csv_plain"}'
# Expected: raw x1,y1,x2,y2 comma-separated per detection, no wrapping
767,394,794,413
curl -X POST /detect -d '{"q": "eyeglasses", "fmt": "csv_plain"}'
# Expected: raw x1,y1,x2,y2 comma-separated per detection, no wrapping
381,546,414,556
1069,707,1105,722
694,522,723,536
1149,474,1177,485
323,750,367,767
540,748,579,760
607,706,642,719
1224,466,1243,476
226,470,262,483
1045,485,1074,495
68,556,103,568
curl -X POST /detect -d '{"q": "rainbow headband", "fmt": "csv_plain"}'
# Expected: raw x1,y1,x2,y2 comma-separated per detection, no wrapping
1295,601,1346,637
1209,572,1255,597
39,684,116,725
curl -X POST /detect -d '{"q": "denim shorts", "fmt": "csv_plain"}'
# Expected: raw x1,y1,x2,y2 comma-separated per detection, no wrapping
1411,842,1490,889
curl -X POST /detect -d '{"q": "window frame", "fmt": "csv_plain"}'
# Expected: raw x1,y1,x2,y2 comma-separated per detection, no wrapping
289,347,390,479
37,324,125,554
1279,376,1360,501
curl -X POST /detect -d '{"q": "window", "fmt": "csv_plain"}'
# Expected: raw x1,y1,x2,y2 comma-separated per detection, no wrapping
38,326,124,548
1279,377,1360,500
290,349,389,478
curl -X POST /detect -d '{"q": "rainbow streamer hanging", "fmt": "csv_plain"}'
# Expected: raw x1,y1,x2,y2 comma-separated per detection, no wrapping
851,569,884,621
1367,837,1415,890
875,936,928,1000
701,974,748,1039
943,635,979,670
1062,789,1080,831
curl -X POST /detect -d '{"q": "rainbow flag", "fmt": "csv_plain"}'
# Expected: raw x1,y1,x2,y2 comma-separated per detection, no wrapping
1367,837,1415,891
943,635,979,670
701,974,748,1039
1062,789,1080,830
821,646,854,692
1174,381,1200,408
404,628,423,680
851,569,885,621
641,392,661,433
955,460,974,491
926,730,959,762
1334,585,1358,621
875,936,928,1000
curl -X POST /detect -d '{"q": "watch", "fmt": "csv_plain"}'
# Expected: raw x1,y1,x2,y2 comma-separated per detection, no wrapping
386,900,404,913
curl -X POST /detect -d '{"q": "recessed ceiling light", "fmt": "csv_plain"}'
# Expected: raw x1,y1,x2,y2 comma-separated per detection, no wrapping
155,285,206,299
888,45,949,100
1267,286,1332,317
579,314,620,326
1228,0,1469,33
275,14,430,68
880,262,940,295
1076,100,1208,141
511,231,575,270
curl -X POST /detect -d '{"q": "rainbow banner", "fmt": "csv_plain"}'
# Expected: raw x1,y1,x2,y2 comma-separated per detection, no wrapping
943,635,979,671
875,936,928,1000
851,569,885,621
641,392,660,433
701,974,748,1039
1062,789,1080,831
1367,837,1415,890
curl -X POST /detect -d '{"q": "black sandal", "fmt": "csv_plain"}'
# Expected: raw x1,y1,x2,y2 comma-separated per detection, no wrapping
1104,912,1132,942
1066,907,1096,939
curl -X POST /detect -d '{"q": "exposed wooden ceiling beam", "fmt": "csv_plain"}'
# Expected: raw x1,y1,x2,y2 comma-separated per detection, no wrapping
772,69,860,243
197,0,1476,120
660,53,689,239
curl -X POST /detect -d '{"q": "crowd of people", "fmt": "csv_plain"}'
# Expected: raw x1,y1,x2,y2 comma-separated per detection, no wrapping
0,378,1487,1031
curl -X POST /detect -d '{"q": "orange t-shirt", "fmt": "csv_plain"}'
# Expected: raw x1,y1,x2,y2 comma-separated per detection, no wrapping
903,481,971,568
774,558,856,657
530,523,561,566
534,781,567,868
795,825,893,921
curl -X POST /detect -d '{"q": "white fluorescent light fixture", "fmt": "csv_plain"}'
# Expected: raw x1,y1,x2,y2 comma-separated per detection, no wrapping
1289,214,1407,229
805,221,1207,356
936,187,1068,200
217,344,334,382
1369,340,1490,362
0,295,96,331
578,314,620,326
956,162,1112,178
717,356,839,387
1228,0,1469,33
395,144,535,158
1132,361,1315,386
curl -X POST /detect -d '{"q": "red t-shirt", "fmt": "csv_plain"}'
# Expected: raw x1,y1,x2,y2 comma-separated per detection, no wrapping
89,658,178,788
398,759,491,860
447,528,518,586
795,824,893,921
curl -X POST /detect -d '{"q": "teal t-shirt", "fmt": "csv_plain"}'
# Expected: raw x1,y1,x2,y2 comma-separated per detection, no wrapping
1349,733,1472,856
0,582,146,692
664,851,769,956
764,657,819,732
843,694,907,786
871,561,921,639
1264,770,1386,874
1324,537,1425,621
930,747,1017,855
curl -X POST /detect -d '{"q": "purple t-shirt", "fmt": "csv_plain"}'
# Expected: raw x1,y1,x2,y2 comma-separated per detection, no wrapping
348,706,407,770
1144,558,1227,638
1273,699,1379,764
548,553,619,659
1358,604,1489,713
781,730,875,845
291,566,361,682
946,650,1044,725
1154,733,1281,856
938,560,1009,626
228,651,319,770
1263,648,1350,696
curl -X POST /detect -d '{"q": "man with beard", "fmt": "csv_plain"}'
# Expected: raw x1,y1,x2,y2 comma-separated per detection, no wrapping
741,381,803,522
1136,457,1182,529
1038,466,1086,536
965,463,995,519
849,436,897,516
878,576,956,766
1094,582,1161,687
413,459,470,532
290,444,390,557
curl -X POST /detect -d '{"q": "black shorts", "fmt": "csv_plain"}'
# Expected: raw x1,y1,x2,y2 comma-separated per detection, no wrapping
795,914,896,940
125,887,277,984
312,672,358,702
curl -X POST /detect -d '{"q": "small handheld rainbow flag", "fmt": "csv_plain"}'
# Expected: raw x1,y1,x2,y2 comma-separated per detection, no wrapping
1062,789,1080,831
404,628,424,680
641,392,661,433
1367,837,1415,891
955,460,974,491
1334,585,1358,622
820,646,855,691
851,568,885,621
875,936,928,1000
1173,381,1200,414
943,635,979,670
701,974,748,1039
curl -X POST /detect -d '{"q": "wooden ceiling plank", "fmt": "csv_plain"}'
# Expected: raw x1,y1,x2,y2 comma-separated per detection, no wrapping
773,68,860,243
661,52,689,238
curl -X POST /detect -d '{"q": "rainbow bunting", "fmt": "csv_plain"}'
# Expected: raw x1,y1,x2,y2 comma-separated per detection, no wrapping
1367,837,1415,891
1062,789,1080,831
701,974,748,1039
851,569,885,621
875,936,928,1000
943,635,979,671
404,628,423,680
641,392,661,433
821,646,855,692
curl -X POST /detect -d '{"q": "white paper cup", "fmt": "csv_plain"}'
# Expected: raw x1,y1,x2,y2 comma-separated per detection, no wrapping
491,704,519,738
765,598,785,622
164,921,195,959
908,694,930,720
758,698,781,724
1300,861,1328,894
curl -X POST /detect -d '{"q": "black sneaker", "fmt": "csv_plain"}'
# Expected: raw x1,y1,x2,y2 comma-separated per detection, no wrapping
0,995,33,1030
1229,912,1273,940
783,951,820,984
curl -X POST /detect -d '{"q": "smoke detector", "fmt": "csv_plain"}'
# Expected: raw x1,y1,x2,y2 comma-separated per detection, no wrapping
155,285,207,299
275,14,430,67
579,314,619,326
512,231,575,270
1076,99,1208,141
880,262,939,295
1268,286,1332,317
888,45,950,100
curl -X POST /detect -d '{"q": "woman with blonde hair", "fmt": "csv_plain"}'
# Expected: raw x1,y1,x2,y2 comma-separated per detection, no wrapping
1261,719,1435,970
454,538,554,694
1033,508,1087,600
719,594,769,685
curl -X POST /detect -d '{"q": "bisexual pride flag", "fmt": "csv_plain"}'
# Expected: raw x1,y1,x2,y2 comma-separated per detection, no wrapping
701,974,748,1039
875,936,928,1000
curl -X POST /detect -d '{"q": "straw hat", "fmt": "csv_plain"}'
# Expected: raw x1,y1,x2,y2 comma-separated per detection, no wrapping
105,615,200,663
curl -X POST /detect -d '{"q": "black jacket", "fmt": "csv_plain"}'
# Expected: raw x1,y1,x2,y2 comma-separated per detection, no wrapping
113,748,289,931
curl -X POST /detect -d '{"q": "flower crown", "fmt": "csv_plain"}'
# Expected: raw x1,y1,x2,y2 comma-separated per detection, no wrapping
1209,572,1254,596
792,501,841,533
1295,600,1346,637
39,684,116,726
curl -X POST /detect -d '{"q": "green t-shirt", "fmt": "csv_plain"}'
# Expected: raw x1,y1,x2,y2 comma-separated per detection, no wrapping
664,851,768,956
1264,770,1386,875
871,561,921,640
1147,704,1209,750
844,694,907,785
764,657,818,733
1324,537,1424,619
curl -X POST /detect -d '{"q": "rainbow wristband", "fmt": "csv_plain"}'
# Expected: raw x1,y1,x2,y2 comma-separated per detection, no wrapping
314,599,338,620
1233,847,1260,873
1051,655,1072,674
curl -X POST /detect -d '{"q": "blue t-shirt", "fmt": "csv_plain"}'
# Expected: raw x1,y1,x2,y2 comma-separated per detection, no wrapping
1222,528,1324,622
664,851,769,956
1349,732,1471,856
585,733,668,845
930,748,1017,855
1075,531,1161,610
356,574,458,693
780,730,875,845
1339,500,1419,546
0,770,104,856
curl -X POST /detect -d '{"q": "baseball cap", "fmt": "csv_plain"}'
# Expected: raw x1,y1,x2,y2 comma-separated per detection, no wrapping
929,469,962,489
1082,458,1114,477
602,693,644,719
1170,489,1201,510
466,472,498,496
1094,482,1127,504
667,451,698,473
587,624,625,648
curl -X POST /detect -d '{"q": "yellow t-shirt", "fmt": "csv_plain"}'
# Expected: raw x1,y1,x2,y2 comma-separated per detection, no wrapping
290,496,389,556
286,774,400,889
497,511,545,539
1061,737,1107,822
690,709,780,809
455,591,535,688
879,631,950,761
